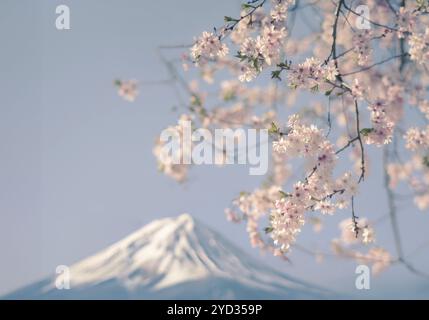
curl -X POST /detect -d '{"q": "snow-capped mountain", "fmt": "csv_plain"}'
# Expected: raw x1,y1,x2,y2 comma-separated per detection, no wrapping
4,214,330,299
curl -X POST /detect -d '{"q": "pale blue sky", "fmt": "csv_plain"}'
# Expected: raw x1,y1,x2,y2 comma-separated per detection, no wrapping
1,0,429,298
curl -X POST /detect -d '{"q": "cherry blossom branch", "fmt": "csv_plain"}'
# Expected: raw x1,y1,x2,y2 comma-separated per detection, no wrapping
150,0,429,276
294,243,399,264
342,1,400,32
399,0,408,72
137,79,175,86
383,144,429,279
158,44,192,49
325,0,344,67
355,100,365,182
335,136,359,154
336,33,390,61
384,0,398,16
223,0,267,36
351,196,360,237
343,53,410,76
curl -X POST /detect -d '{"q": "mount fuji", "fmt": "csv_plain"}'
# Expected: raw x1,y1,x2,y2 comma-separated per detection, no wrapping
4,214,331,299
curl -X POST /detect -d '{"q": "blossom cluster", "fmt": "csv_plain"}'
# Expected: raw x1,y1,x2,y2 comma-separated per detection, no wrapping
148,0,429,273
409,27,429,64
272,115,337,178
338,218,375,245
397,7,416,38
270,197,305,252
238,25,287,81
352,30,372,66
190,32,229,65
386,126,429,210
287,58,338,91
364,78,404,146
226,185,281,251
190,0,295,82
153,114,193,183
404,125,429,151
330,218,387,273
332,241,391,275
387,156,429,210
266,116,360,252
115,79,139,102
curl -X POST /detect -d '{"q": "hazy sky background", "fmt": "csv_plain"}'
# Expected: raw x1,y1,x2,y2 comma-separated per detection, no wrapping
1,0,429,298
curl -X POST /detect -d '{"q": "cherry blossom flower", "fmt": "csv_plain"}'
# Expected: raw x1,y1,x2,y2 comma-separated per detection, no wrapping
352,30,372,66
409,27,429,65
397,7,416,38
270,198,305,252
191,31,229,65
115,79,138,102
338,218,375,245
366,247,391,275
404,126,429,151
272,137,288,153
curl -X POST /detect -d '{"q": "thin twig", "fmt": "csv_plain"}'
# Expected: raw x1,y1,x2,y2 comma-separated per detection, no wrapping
343,53,409,76
342,1,400,32
354,99,365,182
351,196,360,237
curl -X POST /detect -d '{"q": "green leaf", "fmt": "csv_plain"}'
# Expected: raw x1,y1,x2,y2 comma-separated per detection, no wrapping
191,94,202,107
423,156,429,168
271,70,282,80
268,122,279,135
360,128,374,136
416,0,429,10
224,16,239,22
199,107,208,117
277,61,290,70
223,92,236,101
325,88,334,96
242,3,252,9
310,85,319,92
235,52,247,61
252,58,259,69
264,226,274,234
279,190,291,198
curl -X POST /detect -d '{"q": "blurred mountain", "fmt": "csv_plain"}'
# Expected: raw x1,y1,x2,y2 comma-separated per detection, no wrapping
4,213,331,299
